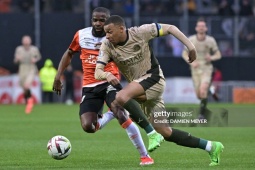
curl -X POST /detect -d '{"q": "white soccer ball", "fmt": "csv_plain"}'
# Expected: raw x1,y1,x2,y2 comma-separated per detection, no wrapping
47,135,72,160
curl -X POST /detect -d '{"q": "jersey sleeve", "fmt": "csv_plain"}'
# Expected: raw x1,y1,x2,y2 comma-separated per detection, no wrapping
137,23,161,42
97,41,111,65
210,38,219,54
69,31,80,52
14,46,21,59
95,41,113,80
34,47,42,61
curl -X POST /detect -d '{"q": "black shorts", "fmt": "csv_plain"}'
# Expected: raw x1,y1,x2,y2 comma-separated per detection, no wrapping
79,82,121,116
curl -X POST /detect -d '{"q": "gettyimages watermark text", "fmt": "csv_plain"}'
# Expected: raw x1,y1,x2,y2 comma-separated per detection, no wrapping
151,107,228,127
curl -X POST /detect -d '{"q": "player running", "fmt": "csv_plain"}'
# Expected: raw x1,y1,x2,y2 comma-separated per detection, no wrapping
52,7,163,165
95,15,224,166
14,35,41,114
182,17,222,118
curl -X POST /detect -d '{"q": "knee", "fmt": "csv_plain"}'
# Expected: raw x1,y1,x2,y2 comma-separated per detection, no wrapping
116,110,129,124
200,88,208,98
81,122,96,133
200,83,209,97
195,90,201,99
115,92,130,105
198,89,207,99
110,103,128,124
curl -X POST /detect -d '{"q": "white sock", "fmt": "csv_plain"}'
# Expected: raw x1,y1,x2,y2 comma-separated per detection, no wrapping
147,130,156,136
205,141,212,152
123,120,148,157
210,85,215,94
97,111,115,130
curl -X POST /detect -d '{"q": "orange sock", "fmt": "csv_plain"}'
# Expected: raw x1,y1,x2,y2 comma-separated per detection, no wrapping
121,118,132,129
25,97,34,114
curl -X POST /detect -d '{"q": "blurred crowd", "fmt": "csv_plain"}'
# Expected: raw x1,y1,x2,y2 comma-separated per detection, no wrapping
0,0,254,16
1,0,255,57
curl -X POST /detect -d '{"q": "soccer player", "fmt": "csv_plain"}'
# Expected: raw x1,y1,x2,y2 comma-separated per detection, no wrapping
182,17,222,118
14,35,41,114
95,15,224,166
52,7,163,165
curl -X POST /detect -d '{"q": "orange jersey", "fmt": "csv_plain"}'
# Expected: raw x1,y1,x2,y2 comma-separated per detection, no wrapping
69,27,120,87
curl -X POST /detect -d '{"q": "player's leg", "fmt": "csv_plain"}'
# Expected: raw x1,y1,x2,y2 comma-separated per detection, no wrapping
209,68,220,101
105,85,154,165
191,71,201,99
19,75,31,103
24,88,32,102
96,108,115,130
23,72,35,114
114,108,154,165
165,127,224,166
111,75,164,152
209,84,219,101
136,80,171,151
80,111,98,133
79,86,115,133
80,106,115,133
198,70,213,118
144,80,224,166
145,99,224,166
198,82,209,117
191,70,206,118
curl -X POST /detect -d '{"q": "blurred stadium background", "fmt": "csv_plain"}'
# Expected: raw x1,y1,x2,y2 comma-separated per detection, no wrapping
1,1,255,169
0,0,255,104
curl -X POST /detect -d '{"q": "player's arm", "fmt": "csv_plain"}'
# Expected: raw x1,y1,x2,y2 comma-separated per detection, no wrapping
209,38,222,61
53,31,80,95
31,47,42,63
35,47,42,62
53,48,75,95
182,48,199,68
210,51,221,61
14,47,21,64
159,24,196,63
182,48,190,63
55,49,75,80
94,62,110,80
95,62,120,86
95,43,120,86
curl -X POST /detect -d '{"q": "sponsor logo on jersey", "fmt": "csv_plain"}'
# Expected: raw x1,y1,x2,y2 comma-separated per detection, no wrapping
133,44,140,51
118,53,143,66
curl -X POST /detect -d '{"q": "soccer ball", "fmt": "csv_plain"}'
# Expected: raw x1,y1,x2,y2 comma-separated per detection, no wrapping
47,135,72,160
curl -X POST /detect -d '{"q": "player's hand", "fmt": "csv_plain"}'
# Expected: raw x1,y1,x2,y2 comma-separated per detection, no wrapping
106,74,120,86
14,55,22,63
53,79,63,95
31,57,37,63
205,53,211,62
188,49,196,63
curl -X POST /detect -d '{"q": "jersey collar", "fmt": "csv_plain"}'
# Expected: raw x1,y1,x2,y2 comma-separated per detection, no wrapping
117,30,129,46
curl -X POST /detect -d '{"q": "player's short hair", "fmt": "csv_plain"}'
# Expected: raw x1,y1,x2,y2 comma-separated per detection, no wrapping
92,7,110,17
197,17,206,23
104,15,125,27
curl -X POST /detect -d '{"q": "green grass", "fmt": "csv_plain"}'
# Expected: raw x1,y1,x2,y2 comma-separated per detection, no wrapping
0,103,255,169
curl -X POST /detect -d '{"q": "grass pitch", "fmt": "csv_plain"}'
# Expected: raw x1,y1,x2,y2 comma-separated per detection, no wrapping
0,103,255,170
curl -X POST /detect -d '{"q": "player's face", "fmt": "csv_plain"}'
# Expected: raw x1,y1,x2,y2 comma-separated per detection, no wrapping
22,36,31,48
195,21,207,34
91,12,108,32
104,23,124,46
